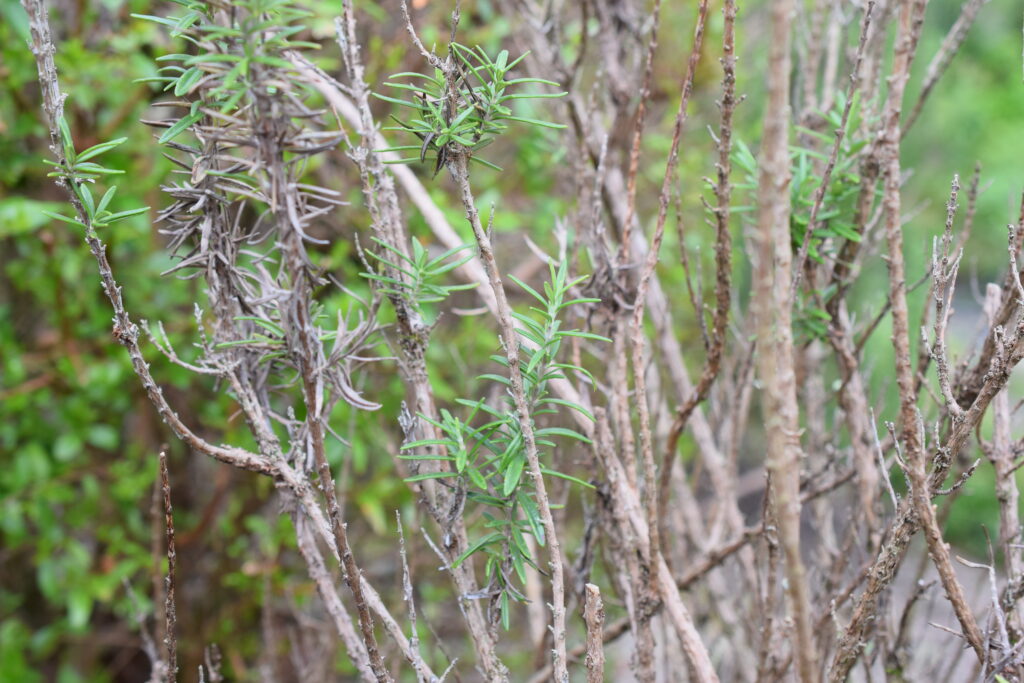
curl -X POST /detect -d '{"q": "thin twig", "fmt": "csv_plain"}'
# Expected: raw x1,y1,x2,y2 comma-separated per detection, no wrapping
660,0,736,528
629,0,709,612
903,0,991,136
158,448,178,682
618,0,663,266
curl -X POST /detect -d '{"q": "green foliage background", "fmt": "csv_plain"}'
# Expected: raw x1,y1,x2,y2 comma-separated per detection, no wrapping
1,0,1021,679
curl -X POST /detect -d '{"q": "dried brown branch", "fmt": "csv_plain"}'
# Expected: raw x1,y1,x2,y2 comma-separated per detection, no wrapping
983,283,1024,640
929,176,965,419
828,1,999,675
876,5,984,664
629,0,709,610
660,0,736,529
158,448,178,683
618,0,663,266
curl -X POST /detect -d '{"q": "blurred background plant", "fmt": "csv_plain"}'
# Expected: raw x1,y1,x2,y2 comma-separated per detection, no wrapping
2,0,1023,680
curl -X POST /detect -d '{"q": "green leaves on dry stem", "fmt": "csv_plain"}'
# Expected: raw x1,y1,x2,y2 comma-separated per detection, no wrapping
400,260,605,628
133,0,321,138
374,43,566,175
731,91,873,342
42,117,148,232
360,237,477,324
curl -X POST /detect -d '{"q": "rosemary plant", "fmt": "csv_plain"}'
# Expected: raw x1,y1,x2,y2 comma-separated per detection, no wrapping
400,260,605,628
375,43,566,174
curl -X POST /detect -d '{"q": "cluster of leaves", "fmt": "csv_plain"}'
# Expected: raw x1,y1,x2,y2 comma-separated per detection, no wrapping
134,0,320,126
400,260,603,627
791,93,869,261
130,0,399,421
732,92,873,341
375,43,566,174
41,118,149,234
361,237,477,325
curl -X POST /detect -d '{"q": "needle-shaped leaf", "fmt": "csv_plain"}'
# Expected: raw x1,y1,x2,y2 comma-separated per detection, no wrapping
535,427,591,444
371,93,423,109
174,66,203,96
41,210,87,229
103,207,149,223
57,116,75,162
503,77,562,87
71,162,125,176
540,398,595,422
452,532,504,568
500,115,567,130
499,456,524,499
404,471,458,483
78,185,95,218
540,468,595,489
158,109,203,144
76,138,128,163
96,186,117,214
507,273,546,305
233,316,284,336
468,156,502,171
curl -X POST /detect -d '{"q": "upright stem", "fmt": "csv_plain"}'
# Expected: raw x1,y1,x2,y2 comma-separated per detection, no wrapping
449,153,569,683
255,69,391,679
753,0,818,680
877,0,984,664
287,192,392,683
660,0,735,534
158,449,178,682
582,584,606,683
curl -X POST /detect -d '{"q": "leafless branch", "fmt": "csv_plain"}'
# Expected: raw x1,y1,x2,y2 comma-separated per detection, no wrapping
753,0,818,679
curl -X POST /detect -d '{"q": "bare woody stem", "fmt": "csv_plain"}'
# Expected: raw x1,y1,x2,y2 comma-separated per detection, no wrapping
752,0,818,681
582,584,606,683
262,95,392,679
618,0,662,266
295,273,392,683
629,0,708,614
983,284,1024,638
158,448,178,683
660,0,735,524
875,0,985,665
829,1,998,678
